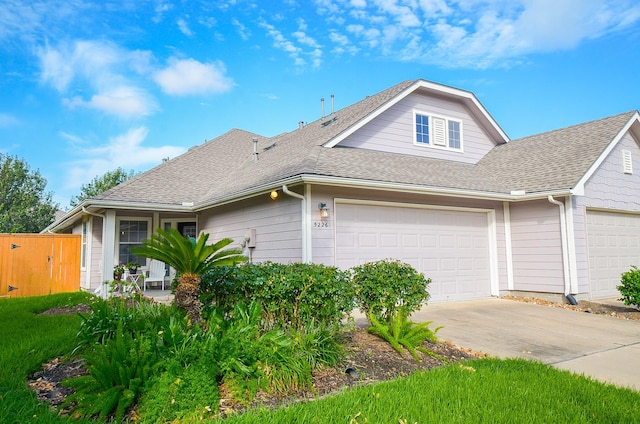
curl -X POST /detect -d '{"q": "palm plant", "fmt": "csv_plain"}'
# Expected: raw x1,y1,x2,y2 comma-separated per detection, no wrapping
132,228,246,325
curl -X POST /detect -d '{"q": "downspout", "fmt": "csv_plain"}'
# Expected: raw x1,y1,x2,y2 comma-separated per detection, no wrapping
82,207,108,299
547,196,572,298
282,184,311,263
503,202,514,291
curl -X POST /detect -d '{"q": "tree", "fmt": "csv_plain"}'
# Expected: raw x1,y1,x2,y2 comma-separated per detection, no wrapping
0,154,58,233
70,167,137,207
133,228,247,325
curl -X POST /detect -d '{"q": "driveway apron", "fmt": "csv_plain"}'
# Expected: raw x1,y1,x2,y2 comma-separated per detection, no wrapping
411,298,640,391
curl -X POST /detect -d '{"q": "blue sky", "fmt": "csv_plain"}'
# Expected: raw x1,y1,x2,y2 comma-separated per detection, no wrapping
1,0,640,208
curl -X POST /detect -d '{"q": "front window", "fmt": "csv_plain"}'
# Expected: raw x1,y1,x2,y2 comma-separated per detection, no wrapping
414,111,463,151
448,120,461,149
415,113,430,144
118,219,149,266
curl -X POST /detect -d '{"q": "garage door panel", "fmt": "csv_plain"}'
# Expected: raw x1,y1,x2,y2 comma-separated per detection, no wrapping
336,203,491,303
587,210,640,299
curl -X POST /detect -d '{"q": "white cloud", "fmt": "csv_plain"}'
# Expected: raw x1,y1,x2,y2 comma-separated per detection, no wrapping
38,44,75,91
0,113,20,127
37,40,157,118
259,18,327,69
63,86,157,118
153,58,234,96
153,2,173,23
63,126,186,192
232,18,251,40
320,0,640,68
177,18,194,36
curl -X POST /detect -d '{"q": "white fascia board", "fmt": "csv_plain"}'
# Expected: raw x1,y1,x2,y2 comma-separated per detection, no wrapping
322,81,422,148
43,200,193,233
193,176,305,211
323,79,509,149
298,174,571,202
41,205,85,233
573,112,640,195
193,173,573,212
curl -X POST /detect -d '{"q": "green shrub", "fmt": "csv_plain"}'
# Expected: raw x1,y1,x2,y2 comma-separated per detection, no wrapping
201,262,354,330
205,301,308,400
289,323,344,370
619,265,640,308
367,311,442,362
74,295,181,353
137,359,219,423
63,326,158,422
352,259,431,323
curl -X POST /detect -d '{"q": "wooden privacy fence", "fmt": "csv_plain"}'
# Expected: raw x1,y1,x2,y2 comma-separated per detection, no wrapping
0,234,80,298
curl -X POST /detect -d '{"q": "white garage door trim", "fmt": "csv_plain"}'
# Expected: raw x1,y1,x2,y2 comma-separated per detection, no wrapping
333,199,499,301
586,208,640,299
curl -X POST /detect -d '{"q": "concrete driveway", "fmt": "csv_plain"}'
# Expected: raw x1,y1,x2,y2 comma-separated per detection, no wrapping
410,298,640,391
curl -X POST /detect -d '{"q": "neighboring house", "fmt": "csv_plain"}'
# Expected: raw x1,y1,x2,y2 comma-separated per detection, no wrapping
45,79,640,303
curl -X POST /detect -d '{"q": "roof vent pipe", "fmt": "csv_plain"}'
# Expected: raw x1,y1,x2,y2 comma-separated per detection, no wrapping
321,97,325,118
331,94,334,114
298,121,304,129
252,137,258,162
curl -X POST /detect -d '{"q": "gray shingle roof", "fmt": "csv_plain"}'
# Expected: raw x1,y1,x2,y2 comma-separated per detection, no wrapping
93,79,636,207
478,111,636,193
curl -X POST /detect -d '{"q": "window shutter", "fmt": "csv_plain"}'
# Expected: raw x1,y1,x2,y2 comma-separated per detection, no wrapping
623,150,633,174
432,117,446,146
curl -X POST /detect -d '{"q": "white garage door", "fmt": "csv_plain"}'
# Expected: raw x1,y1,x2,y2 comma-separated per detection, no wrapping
587,210,640,299
335,202,492,303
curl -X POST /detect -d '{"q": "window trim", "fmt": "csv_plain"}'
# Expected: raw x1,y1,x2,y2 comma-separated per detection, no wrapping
413,110,464,152
115,217,152,266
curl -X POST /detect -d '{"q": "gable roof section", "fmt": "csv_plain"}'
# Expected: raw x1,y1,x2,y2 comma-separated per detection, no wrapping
477,111,639,194
323,79,509,148
91,79,510,210
59,79,639,225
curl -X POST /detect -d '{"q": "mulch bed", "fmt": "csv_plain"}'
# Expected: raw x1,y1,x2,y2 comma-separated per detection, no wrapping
29,304,484,419
30,296,637,419
503,296,640,321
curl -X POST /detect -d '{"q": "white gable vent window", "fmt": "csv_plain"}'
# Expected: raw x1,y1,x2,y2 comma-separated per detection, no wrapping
414,111,463,151
623,150,633,174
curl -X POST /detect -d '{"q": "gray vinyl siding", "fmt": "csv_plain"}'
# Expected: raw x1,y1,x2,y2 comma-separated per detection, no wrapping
579,132,640,210
509,200,565,293
310,185,508,291
338,92,497,164
574,131,640,294
200,196,303,264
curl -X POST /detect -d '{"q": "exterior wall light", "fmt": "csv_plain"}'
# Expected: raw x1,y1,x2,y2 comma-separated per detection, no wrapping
270,190,279,200
318,202,330,219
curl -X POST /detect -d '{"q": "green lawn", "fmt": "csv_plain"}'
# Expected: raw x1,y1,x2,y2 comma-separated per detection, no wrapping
0,292,94,424
2,293,639,423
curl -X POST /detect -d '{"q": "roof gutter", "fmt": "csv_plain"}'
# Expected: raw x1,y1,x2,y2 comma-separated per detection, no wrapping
42,204,86,233
193,174,574,212
43,199,194,233
299,174,573,202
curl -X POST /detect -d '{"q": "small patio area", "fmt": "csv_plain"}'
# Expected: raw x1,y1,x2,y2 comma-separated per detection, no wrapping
142,288,173,305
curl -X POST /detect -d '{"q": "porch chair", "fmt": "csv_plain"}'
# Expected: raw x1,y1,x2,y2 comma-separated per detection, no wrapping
144,259,166,291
